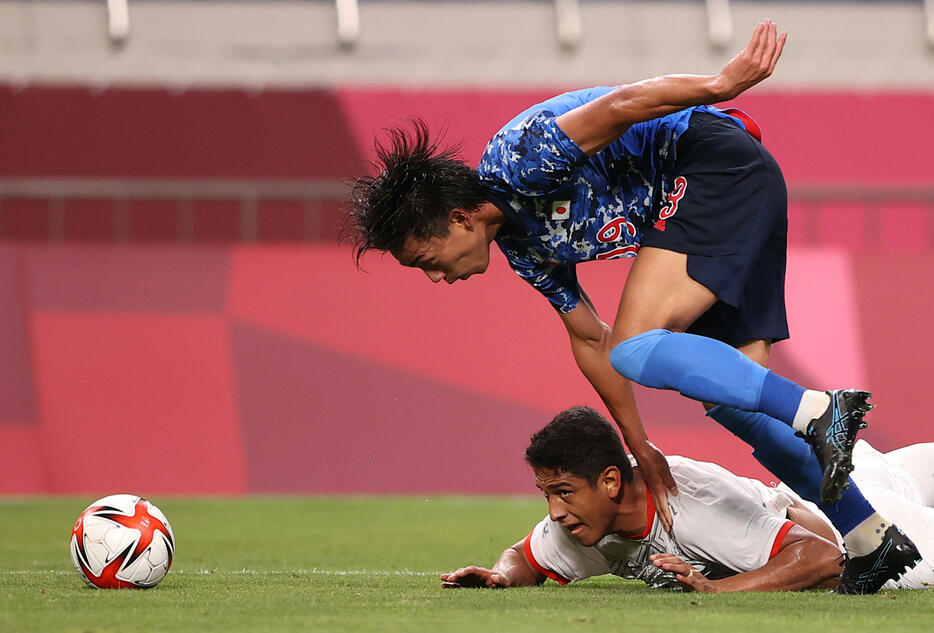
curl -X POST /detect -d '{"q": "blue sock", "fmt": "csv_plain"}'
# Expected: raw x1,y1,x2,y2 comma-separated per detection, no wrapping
707,406,874,535
609,329,805,426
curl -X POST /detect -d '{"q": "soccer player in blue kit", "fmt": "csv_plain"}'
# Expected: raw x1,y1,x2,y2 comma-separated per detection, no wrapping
346,21,922,593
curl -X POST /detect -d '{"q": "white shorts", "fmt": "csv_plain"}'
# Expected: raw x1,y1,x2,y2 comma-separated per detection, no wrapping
780,440,934,590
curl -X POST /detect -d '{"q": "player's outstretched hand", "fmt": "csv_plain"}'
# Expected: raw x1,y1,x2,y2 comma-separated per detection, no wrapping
441,566,511,589
650,553,714,593
629,440,677,532
715,19,787,101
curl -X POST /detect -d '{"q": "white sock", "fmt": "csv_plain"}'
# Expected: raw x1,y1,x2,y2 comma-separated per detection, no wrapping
791,390,831,433
843,513,889,557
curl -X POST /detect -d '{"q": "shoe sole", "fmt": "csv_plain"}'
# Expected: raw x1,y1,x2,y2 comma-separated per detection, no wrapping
819,389,872,505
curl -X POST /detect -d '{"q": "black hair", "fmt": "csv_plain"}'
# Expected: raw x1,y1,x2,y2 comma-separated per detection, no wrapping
344,119,488,265
525,406,634,488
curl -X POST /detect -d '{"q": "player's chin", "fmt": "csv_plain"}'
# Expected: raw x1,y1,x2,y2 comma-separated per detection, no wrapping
571,528,599,547
453,268,486,283
472,257,491,276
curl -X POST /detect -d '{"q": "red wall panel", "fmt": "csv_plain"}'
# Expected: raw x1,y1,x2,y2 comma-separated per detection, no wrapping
0,86,364,179
0,427,45,491
1,86,933,186
336,89,934,186
30,313,246,494
0,244,930,495
0,85,931,494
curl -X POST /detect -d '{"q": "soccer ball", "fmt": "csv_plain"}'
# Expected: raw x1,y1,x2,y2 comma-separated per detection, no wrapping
70,494,175,589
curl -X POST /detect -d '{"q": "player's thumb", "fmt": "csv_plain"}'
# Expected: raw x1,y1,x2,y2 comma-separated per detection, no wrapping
489,573,509,588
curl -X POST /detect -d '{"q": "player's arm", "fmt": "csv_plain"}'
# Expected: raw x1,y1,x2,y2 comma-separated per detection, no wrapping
440,540,546,589
559,289,677,531
650,526,843,592
556,20,786,155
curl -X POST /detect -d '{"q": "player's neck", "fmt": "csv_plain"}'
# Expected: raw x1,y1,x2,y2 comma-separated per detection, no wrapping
611,470,652,538
477,201,507,241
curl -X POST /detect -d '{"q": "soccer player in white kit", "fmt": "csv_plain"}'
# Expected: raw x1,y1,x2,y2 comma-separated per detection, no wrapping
441,408,933,592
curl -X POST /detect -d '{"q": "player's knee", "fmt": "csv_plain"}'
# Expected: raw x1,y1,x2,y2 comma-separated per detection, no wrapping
608,329,671,383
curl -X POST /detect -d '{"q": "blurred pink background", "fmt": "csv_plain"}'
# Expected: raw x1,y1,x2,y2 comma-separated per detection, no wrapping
0,85,931,495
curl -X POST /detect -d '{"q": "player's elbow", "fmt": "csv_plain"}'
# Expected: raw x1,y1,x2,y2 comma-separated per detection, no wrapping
812,541,846,589
606,86,645,127
505,544,547,587
565,316,611,350
787,534,845,590
605,82,676,123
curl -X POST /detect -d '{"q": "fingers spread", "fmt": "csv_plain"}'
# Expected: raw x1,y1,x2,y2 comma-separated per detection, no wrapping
488,573,507,588
662,468,678,494
650,554,676,566
659,512,672,533
769,32,788,73
653,556,693,576
675,572,699,592
747,22,765,56
761,23,775,66
654,491,673,532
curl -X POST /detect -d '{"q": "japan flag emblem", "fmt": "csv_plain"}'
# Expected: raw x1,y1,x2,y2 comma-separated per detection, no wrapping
551,200,571,221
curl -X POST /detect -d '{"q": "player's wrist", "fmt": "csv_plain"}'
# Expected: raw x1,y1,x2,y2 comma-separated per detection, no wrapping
624,434,651,450
708,74,733,103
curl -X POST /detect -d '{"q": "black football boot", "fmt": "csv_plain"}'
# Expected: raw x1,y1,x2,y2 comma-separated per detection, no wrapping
835,524,923,594
798,389,872,505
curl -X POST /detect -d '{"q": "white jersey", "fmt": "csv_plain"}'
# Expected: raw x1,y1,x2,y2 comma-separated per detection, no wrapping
525,445,934,590
782,440,934,590
524,456,796,589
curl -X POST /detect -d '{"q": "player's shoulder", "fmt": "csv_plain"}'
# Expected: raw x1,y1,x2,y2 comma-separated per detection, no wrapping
664,454,729,480
629,453,743,501
481,86,617,165
493,86,617,136
665,455,767,500
665,455,795,518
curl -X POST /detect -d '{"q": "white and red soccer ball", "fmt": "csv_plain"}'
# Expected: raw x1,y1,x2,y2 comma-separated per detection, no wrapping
70,494,175,589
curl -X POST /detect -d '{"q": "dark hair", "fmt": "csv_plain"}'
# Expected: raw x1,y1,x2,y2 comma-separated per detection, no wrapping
344,119,488,265
525,406,634,487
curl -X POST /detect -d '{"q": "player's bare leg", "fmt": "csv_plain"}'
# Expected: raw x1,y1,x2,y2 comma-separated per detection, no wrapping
608,247,869,505
611,247,716,340
735,338,771,367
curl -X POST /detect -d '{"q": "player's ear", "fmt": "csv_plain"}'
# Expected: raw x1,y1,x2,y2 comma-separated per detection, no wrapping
600,466,621,498
450,208,472,228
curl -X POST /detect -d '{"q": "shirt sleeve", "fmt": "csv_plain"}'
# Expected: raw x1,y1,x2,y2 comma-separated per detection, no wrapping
667,458,799,574
524,517,612,584
479,111,588,198
503,252,581,314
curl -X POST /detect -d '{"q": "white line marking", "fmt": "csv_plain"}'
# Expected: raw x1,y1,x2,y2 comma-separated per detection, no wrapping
2,569,443,577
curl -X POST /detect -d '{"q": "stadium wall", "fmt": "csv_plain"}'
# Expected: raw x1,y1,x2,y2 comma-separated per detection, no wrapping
3,85,934,184
1,1,933,89
0,242,932,496
1,87,933,495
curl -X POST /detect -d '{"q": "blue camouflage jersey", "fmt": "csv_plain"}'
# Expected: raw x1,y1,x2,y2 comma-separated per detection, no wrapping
477,86,746,313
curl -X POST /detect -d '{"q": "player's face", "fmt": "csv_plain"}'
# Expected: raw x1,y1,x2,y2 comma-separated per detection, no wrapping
534,468,619,547
393,211,491,284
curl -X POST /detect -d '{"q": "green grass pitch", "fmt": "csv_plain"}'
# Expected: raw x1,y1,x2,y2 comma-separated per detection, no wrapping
1,496,931,632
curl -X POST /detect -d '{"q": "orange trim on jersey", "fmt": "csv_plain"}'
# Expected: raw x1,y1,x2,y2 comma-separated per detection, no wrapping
630,483,656,540
769,521,796,560
522,530,570,585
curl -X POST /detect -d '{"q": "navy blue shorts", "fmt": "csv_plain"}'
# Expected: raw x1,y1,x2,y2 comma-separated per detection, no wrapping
640,111,789,346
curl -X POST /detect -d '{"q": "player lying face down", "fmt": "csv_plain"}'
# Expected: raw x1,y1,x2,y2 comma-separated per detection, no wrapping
440,407,932,593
